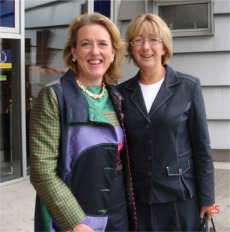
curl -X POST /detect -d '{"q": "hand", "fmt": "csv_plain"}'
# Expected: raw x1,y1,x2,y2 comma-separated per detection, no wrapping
73,224,94,232
66,224,94,232
200,205,213,220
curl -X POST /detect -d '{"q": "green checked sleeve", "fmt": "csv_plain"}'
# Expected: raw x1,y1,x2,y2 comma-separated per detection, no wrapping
29,86,86,231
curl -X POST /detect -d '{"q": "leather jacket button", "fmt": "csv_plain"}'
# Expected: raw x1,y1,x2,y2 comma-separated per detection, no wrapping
178,168,183,174
147,171,152,176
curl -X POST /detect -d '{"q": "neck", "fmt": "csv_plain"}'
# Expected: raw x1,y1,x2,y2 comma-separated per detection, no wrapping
139,66,166,85
77,75,103,87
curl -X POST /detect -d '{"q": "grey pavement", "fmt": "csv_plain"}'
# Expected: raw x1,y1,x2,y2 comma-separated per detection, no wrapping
0,161,229,232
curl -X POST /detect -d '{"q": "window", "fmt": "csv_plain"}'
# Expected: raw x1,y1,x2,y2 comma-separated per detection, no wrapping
154,0,213,37
94,0,111,18
0,0,19,34
0,38,22,182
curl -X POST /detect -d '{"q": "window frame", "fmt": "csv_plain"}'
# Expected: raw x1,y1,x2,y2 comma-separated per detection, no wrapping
0,0,20,34
153,0,214,37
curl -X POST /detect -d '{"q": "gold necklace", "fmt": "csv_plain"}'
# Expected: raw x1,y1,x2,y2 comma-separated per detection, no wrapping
76,79,106,99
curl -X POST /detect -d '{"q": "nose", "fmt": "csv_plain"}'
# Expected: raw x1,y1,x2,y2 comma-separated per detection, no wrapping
142,39,151,48
91,44,100,54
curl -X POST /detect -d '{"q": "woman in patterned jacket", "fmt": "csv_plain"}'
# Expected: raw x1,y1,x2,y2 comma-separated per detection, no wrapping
30,13,137,232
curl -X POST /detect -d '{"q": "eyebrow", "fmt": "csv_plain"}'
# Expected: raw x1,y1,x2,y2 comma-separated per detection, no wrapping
134,34,158,37
79,39,109,43
98,39,109,43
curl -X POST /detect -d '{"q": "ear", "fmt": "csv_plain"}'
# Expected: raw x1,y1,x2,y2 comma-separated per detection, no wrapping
130,46,134,56
162,44,167,56
111,55,115,63
71,47,77,60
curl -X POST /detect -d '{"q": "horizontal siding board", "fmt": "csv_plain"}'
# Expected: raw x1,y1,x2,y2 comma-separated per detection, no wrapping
119,21,129,41
170,52,230,86
214,0,230,14
118,0,145,20
25,0,58,9
25,1,86,28
203,87,230,120
208,120,230,149
121,59,138,82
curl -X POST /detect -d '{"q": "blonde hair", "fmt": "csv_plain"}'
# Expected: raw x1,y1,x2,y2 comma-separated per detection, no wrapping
125,14,173,65
63,12,125,85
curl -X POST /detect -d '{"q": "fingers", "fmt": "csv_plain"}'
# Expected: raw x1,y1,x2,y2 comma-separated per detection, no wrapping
200,205,214,220
74,224,94,232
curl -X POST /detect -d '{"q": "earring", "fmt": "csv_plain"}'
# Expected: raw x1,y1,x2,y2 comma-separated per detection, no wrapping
72,58,76,63
111,58,114,63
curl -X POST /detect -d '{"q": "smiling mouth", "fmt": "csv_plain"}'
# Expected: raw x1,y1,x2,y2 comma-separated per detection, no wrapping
141,54,153,58
88,59,102,64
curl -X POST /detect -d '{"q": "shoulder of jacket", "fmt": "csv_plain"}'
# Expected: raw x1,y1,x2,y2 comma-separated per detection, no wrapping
117,77,136,89
46,79,61,87
175,71,198,84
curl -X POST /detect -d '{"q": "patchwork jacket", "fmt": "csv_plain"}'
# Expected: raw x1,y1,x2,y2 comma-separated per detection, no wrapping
30,69,137,231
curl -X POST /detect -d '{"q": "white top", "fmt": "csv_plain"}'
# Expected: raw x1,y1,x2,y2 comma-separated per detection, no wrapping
139,78,164,113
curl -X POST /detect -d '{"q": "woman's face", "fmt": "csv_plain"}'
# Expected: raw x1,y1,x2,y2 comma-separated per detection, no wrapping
72,24,115,85
131,30,165,72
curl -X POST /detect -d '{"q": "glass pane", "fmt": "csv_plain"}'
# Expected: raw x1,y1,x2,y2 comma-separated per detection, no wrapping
0,38,22,182
94,0,111,18
0,0,15,28
159,3,208,30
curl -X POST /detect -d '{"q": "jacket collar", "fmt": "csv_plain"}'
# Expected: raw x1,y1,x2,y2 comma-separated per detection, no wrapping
60,69,122,123
124,65,179,90
123,65,180,117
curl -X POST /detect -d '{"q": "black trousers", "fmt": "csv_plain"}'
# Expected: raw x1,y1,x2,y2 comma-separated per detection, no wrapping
136,196,201,232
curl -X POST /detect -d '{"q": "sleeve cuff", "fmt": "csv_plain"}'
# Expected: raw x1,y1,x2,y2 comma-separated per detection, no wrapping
80,216,108,232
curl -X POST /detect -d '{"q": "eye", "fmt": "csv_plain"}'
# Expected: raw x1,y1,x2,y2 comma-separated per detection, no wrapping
81,41,91,48
149,37,158,42
133,38,143,43
99,42,108,47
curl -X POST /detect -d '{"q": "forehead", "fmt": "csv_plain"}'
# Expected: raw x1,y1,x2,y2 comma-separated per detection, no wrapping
133,21,159,37
77,24,111,39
